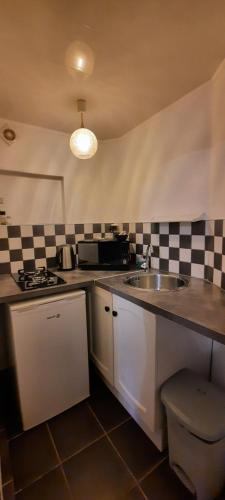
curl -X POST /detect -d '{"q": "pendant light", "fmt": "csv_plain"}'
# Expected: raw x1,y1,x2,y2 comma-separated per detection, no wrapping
70,99,98,159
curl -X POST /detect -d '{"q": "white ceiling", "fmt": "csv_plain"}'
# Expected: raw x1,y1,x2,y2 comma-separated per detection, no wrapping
0,0,225,139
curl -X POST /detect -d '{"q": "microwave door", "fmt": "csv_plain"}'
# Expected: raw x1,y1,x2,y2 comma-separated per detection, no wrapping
78,243,99,264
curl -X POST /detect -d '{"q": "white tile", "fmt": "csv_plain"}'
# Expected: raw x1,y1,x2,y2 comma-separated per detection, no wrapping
10,261,23,273
130,243,136,254
0,250,10,263
9,238,22,250
55,235,66,246
151,234,159,246
180,223,191,235
75,233,84,242
46,247,56,258
0,226,7,238
191,235,205,250
207,251,214,267
213,269,222,288
22,248,35,260
136,254,144,263
169,235,180,248
159,223,169,234
223,220,225,237
94,233,102,240
160,247,169,259
33,236,45,247
191,263,205,279
129,223,135,233
21,225,33,237
151,257,159,269
179,248,191,262
136,234,143,245
206,220,215,236
44,225,55,236
222,255,225,273
214,236,223,254
101,223,105,233
169,260,179,273
35,258,47,269
105,233,113,239
143,222,151,233
65,224,74,234
84,223,93,234
143,244,148,255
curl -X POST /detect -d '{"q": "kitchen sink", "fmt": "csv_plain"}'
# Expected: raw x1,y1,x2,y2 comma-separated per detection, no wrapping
125,273,189,291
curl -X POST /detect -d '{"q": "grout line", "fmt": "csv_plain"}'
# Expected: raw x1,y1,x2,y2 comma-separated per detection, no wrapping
14,464,59,495
61,434,106,464
8,431,24,442
87,403,148,500
138,454,168,484
46,423,74,500
106,416,131,433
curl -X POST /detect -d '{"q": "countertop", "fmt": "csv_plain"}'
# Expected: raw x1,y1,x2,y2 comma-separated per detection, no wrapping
95,270,225,345
0,268,225,345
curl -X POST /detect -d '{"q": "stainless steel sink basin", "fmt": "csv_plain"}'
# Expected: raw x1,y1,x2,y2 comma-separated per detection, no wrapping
125,273,188,291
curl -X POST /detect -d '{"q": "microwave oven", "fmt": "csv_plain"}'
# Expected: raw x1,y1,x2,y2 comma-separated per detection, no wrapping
78,239,130,270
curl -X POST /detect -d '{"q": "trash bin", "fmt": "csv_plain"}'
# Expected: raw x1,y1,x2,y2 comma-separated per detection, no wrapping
161,369,225,500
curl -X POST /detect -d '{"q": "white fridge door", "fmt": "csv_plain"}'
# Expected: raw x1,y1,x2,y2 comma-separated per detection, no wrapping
9,291,89,430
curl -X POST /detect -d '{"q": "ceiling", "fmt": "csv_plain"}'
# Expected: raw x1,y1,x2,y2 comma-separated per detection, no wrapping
0,0,225,139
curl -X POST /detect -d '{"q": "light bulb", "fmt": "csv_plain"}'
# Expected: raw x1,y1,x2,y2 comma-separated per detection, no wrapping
65,41,95,78
70,128,98,159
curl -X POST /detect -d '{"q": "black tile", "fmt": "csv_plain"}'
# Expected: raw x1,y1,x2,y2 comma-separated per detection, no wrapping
3,481,14,500
129,233,136,244
45,236,56,247
222,273,225,291
160,235,169,247
46,257,57,269
32,225,44,237
23,260,36,272
0,429,12,485
89,385,130,432
123,223,129,233
222,238,225,255
215,219,223,237
136,223,143,233
191,221,205,235
205,265,213,283
21,237,34,249
75,224,84,234
10,424,58,491
191,249,205,265
179,262,191,276
49,402,103,461
109,419,164,480
180,235,191,248
63,437,134,499
151,223,159,234
136,244,143,255
85,233,93,239
65,234,75,245
143,233,151,245
15,467,71,500
169,222,180,234
105,223,111,233
159,259,169,272
93,223,101,233
34,247,46,259
125,487,145,499
0,239,9,251
141,459,194,500
7,226,21,238
205,235,214,252
214,252,222,271
9,250,22,262
0,263,10,274
55,224,65,235
169,247,179,260
153,246,159,257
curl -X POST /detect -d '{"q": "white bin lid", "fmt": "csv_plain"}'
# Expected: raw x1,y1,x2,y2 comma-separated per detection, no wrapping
161,369,225,442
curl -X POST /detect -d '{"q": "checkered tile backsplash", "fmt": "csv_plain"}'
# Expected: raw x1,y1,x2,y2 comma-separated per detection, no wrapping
0,220,225,290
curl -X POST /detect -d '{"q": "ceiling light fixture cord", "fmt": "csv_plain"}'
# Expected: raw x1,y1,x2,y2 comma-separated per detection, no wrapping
80,111,84,128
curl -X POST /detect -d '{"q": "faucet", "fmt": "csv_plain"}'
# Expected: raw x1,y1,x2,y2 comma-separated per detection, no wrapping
141,243,154,271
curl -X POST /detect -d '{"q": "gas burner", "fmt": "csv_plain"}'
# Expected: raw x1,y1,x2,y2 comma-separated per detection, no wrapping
12,268,65,291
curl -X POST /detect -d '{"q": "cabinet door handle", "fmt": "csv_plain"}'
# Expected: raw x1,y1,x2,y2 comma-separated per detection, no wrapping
105,306,110,312
112,310,118,317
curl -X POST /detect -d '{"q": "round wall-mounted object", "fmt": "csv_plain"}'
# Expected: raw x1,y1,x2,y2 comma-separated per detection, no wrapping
3,128,16,142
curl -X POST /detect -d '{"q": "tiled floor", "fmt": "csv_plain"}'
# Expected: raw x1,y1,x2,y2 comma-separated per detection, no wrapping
7,366,196,500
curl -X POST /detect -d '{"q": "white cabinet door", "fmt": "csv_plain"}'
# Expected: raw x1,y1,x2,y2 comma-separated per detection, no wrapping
113,294,157,433
91,287,114,385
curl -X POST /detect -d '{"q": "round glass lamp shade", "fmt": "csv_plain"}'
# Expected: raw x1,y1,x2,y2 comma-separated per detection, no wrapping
69,128,98,159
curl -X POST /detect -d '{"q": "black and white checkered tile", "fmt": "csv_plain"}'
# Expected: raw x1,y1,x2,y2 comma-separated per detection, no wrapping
0,220,225,290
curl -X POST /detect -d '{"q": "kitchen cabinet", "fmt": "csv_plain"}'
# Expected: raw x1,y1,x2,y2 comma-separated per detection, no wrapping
91,286,212,449
90,286,114,385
